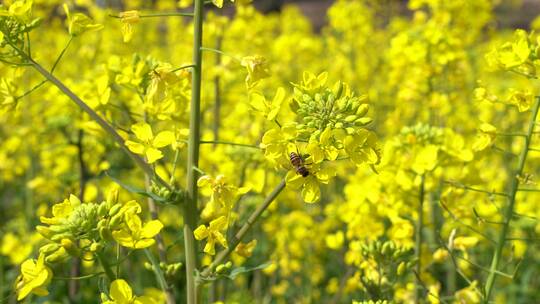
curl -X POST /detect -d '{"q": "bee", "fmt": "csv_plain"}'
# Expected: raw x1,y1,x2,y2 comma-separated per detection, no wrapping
290,152,310,177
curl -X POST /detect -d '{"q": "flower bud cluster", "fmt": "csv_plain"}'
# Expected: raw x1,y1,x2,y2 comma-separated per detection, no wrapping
291,72,372,139
36,188,131,263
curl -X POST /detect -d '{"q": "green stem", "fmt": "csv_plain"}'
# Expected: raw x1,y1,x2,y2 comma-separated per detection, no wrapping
184,0,204,302
96,252,116,282
144,249,175,303
19,55,171,191
200,179,286,278
415,174,425,302
199,140,260,149
200,47,241,62
110,12,195,18
484,97,540,301
172,64,196,73
15,36,73,101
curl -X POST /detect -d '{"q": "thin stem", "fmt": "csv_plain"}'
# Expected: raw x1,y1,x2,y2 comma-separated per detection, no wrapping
200,179,286,278
200,140,260,149
415,174,425,303
53,272,105,280
110,12,194,18
200,47,241,62
172,64,196,73
184,0,204,302
144,249,175,303
96,252,116,281
213,36,223,146
15,36,73,101
484,97,540,301
16,53,171,191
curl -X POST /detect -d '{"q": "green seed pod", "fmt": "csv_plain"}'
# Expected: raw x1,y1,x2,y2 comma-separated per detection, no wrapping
356,104,369,116
108,203,122,217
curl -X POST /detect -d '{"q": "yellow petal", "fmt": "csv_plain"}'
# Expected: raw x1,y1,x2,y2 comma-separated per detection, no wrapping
145,148,163,164
153,131,175,148
141,220,164,238
125,141,145,155
131,123,153,142
302,178,320,203
110,279,133,302
193,225,209,240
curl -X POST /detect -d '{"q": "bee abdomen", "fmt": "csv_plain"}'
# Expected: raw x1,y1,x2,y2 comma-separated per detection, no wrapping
297,167,310,177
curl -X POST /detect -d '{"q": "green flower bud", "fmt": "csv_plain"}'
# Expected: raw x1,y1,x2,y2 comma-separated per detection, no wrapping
106,187,119,208
36,226,54,239
356,104,369,116
108,203,122,217
344,115,357,123
61,238,80,256
99,226,113,241
98,201,108,217
46,247,69,263
355,117,373,126
109,213,124,227
90,242,103,252
39,243,60,254
333,81,344,99
51,232,73,242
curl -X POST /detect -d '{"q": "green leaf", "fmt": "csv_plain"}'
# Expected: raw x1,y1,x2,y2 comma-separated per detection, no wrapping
226,262,272,280
105,172,169,203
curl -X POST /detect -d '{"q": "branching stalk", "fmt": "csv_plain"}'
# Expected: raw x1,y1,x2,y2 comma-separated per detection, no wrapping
484,97,540,301
200,179,286,278
415,174,425,302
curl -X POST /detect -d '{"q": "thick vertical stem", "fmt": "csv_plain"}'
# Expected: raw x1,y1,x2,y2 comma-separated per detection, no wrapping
69,130,87,301
415,174,425,303
184,0,204,303
212,36,222,145
484,97,540,301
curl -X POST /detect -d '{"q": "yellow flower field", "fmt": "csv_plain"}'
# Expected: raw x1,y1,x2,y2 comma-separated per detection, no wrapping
0,0,539,303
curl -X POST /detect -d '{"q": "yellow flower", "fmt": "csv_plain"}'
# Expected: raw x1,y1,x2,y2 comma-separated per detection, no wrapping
508,89,534,112
63,4,103,36
119,10,140,43
285,160,334,203
102,279,156,304
235,240,257,258
260,123,297,165
249,87,285,121
39,194,81,225
1,232,35,264
472,122,497,152
194,216,228,255
125,123,175,163
197,174,250,220
15,253,53,301
240,55,270,88
112,212,164,249
0,0,33,22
